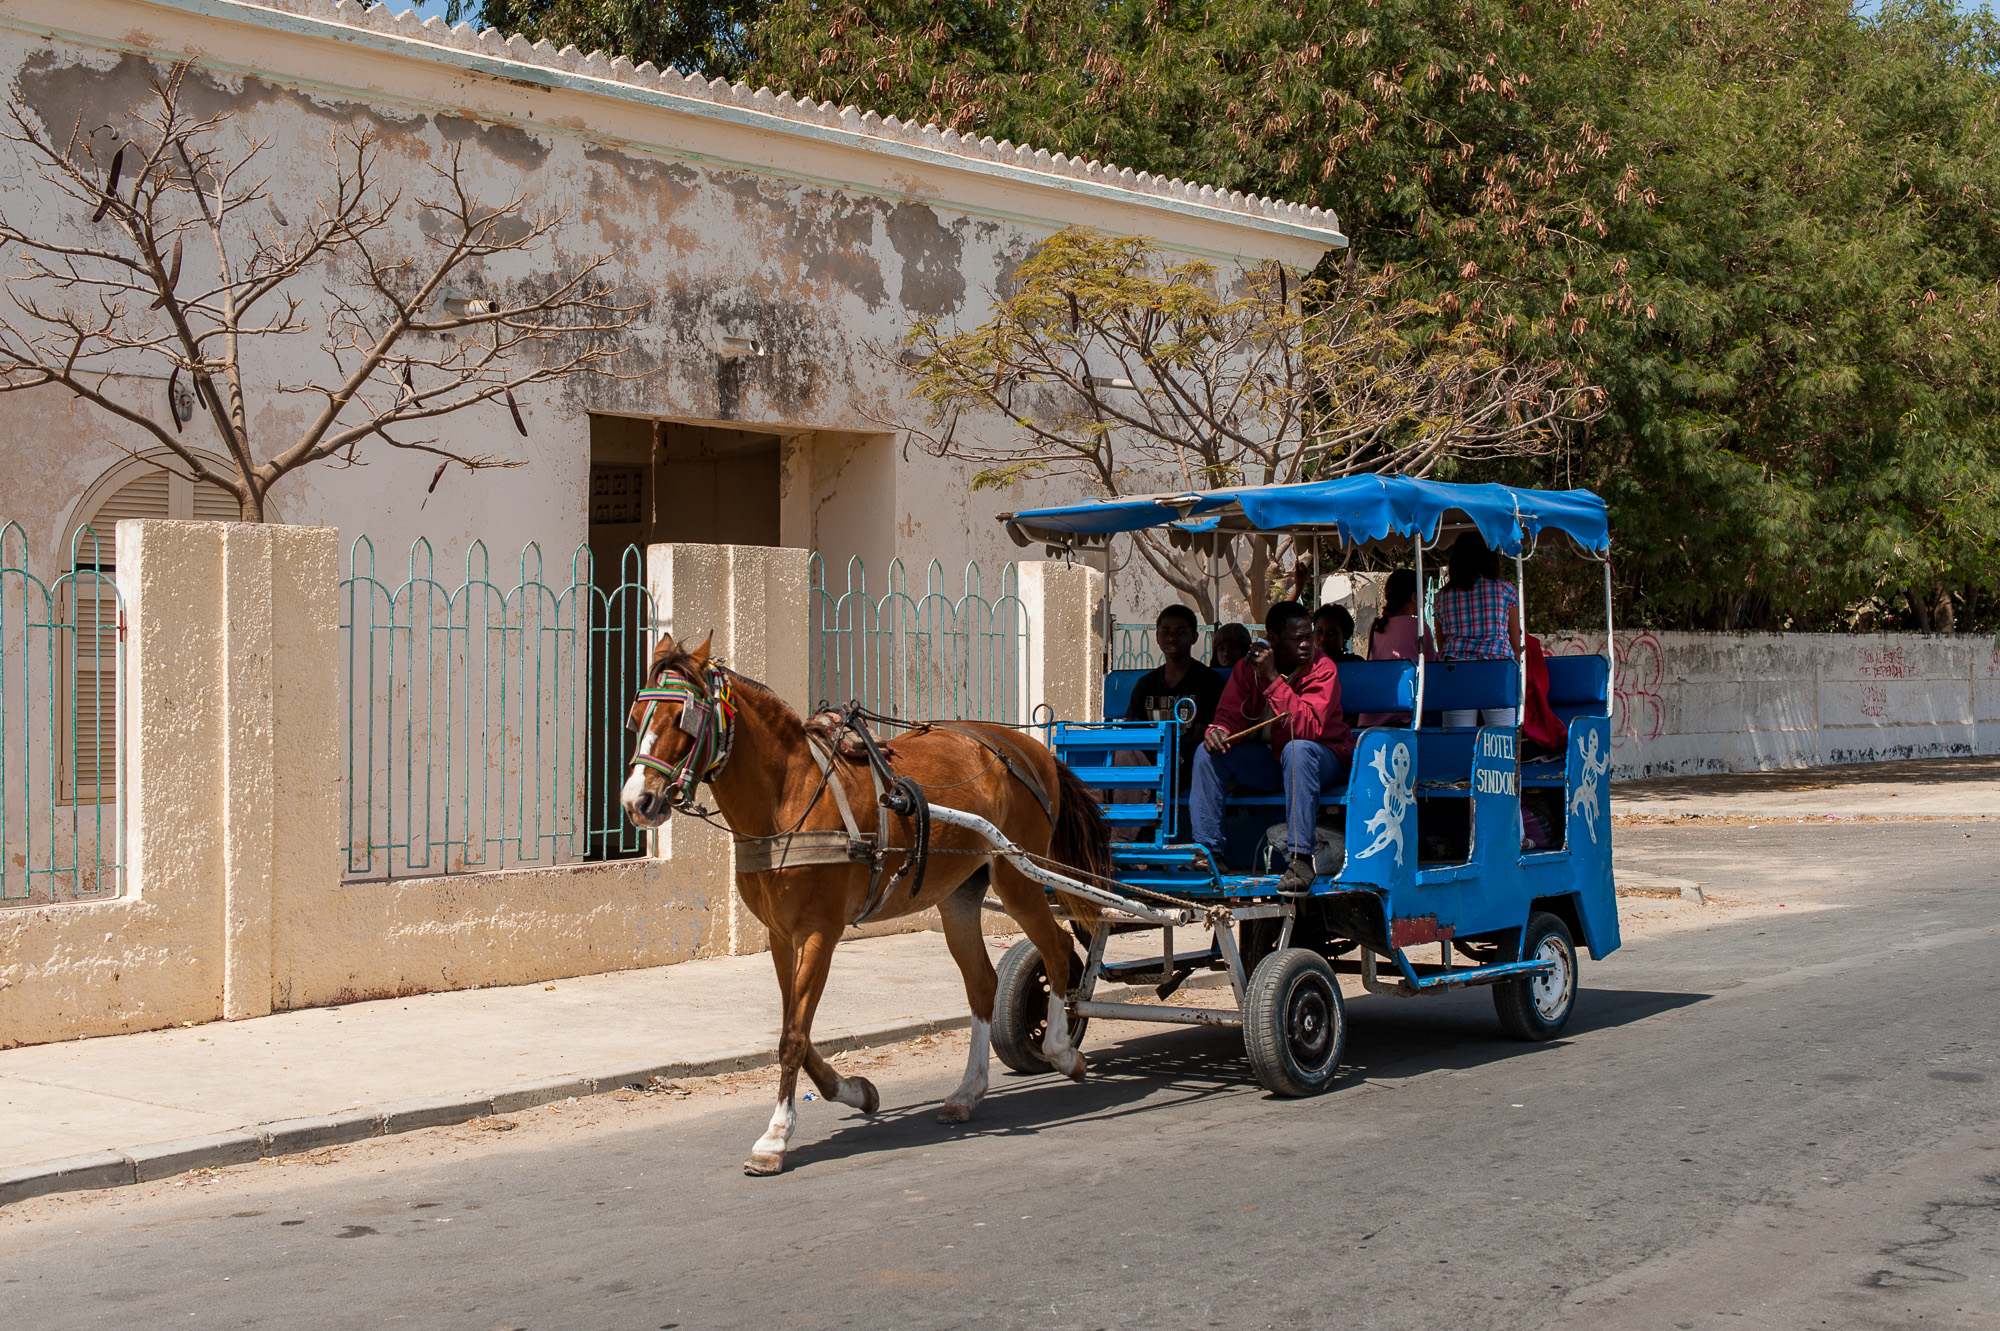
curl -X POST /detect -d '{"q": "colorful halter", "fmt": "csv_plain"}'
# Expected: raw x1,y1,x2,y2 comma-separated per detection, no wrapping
630,666,738,808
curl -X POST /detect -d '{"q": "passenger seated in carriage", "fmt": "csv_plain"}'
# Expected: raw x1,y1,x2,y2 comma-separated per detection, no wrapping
1313,603,1365,663
1357,568,1433,727
1122,603,1224,798
1209,621,1252,672
1189,600,1355,893
1434,532,1523,728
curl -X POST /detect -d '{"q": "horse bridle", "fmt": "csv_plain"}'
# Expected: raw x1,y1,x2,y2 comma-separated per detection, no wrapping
629,662,738,810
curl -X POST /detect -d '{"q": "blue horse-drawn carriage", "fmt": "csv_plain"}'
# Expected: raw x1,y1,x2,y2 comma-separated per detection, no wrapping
987,476,1622,1096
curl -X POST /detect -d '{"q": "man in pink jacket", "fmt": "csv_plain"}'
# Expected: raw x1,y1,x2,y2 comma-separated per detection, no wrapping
1189,600,1355,892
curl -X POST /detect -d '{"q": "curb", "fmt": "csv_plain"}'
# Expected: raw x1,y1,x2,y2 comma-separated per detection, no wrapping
1,977,1222,1208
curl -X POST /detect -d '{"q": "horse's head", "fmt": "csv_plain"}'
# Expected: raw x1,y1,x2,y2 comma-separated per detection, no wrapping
621,631,724,828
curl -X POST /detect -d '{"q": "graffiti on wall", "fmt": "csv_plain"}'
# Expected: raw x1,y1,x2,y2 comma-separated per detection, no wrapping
1857,647,1914,679
1548,631,1666,750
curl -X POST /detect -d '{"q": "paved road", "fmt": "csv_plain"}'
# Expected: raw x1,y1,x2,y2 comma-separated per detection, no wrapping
6,822,1997,1330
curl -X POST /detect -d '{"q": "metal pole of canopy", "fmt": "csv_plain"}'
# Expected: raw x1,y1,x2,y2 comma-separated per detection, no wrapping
1512,495,1529,721
1412,535,1427,728
1516,550,1528,719
1603,559,1617,722
1102,538,1114,677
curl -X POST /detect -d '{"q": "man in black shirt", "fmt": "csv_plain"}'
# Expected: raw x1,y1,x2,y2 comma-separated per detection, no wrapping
1125,605,1224,804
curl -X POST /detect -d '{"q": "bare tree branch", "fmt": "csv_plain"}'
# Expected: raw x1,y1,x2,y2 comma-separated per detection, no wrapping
0,62,645,520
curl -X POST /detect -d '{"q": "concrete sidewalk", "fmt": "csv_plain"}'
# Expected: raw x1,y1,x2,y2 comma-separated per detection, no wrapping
1613,754,1999,820
1,931,989,1204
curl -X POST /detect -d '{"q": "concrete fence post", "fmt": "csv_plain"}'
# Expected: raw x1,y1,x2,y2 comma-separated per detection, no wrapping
120,519,341,1023
647,543,810,957
1016,560,1105,723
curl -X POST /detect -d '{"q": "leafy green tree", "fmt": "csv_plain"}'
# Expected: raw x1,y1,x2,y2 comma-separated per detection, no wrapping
454,0,761,77
1560,0,2000,631
488,0,2000,631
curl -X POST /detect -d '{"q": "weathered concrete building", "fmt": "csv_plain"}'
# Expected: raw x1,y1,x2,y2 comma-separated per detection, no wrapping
0,0,1345,595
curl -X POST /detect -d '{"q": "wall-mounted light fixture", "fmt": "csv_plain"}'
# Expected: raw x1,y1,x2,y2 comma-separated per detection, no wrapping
437,283,497,317
169,373,196,424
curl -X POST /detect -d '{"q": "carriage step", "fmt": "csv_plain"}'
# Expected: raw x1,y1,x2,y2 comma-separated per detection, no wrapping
1099,949,1222,982
1404,957,1554,991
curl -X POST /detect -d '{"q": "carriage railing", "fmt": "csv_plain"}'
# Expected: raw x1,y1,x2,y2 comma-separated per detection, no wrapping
340,537,661,881
809,554,1027,731
0,522,125,906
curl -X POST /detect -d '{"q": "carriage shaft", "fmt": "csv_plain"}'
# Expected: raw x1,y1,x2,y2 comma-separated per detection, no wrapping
923,803,1197,926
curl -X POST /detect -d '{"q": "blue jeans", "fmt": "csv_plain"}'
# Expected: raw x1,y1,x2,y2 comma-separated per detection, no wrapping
1189,740,1348,866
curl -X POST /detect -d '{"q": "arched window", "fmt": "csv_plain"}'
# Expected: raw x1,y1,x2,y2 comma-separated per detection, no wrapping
61,451,250,801
69,450,246,562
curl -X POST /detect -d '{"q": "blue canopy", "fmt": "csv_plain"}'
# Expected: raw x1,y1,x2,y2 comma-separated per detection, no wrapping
1002,475,1609,556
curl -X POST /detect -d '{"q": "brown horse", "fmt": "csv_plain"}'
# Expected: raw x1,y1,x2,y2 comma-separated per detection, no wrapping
620,631,1109,1176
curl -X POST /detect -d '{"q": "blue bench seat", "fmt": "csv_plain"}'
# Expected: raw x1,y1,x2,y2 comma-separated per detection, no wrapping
1545,653,1610,725
1417,658,1520,727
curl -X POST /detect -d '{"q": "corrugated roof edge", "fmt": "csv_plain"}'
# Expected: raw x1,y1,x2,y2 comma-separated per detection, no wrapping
197,0,1344,247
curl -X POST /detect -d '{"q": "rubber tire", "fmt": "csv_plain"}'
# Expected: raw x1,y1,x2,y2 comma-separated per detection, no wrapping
1493,911,1579,1041
1243,948,1346,1097
991,939,1089,1074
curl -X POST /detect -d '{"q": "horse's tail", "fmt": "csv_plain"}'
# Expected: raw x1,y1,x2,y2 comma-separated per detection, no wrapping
1048,757,1111,933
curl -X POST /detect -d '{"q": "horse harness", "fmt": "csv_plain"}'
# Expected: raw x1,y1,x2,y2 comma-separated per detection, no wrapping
741,710,1055,927
631,675,1051,928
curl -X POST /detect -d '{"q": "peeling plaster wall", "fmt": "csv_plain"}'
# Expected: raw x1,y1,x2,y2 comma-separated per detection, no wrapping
273,858,728,1009
2,527,824,1047
0,0,1338,594
1546,631,2000,780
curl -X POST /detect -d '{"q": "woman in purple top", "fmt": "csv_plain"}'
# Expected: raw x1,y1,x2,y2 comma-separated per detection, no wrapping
1432,532,1522,726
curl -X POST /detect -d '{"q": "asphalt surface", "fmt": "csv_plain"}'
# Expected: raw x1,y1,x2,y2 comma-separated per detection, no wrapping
5,821,1997,1330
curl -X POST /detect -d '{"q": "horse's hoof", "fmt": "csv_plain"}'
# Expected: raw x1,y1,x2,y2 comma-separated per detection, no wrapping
936,1102,972,1124
744,1152,785,1176
851,1075,881,1116
1058,1050,1087,1082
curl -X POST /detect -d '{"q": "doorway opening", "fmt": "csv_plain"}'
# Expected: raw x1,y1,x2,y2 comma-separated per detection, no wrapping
584,416,783,858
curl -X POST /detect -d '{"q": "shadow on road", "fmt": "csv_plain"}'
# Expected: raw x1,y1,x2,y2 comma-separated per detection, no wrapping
781,983,1709,1172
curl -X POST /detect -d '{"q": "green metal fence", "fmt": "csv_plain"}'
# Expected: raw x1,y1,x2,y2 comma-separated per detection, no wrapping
1110,621,1224,672
340,538,659,881
0,523,124,905
809,555,1027,727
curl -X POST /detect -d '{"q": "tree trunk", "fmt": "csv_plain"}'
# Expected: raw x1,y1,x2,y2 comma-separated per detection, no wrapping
1246,536,1272,623
237,480,266,523
1906,587,1932,633
1934,586,1955,635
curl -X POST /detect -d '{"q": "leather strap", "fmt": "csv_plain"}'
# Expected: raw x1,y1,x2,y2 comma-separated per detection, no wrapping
931,723,1054,824
734,830,874,874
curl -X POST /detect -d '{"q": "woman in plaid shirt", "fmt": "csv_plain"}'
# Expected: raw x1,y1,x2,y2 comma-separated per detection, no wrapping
1433,532,1523,727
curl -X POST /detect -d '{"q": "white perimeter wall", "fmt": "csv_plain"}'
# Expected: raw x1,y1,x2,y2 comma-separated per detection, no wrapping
1544,631,2000,780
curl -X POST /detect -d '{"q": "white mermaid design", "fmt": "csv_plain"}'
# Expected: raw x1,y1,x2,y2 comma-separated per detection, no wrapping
1359,742,1414,866
1569,728,1611,843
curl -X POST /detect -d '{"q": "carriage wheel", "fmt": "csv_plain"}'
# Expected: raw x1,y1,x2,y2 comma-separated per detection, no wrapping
1493,911,1578,1041
1243,948,1346,1097
991,939,1089,1075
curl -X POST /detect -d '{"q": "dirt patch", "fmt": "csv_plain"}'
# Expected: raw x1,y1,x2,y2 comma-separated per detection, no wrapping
1614,808,1997,826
